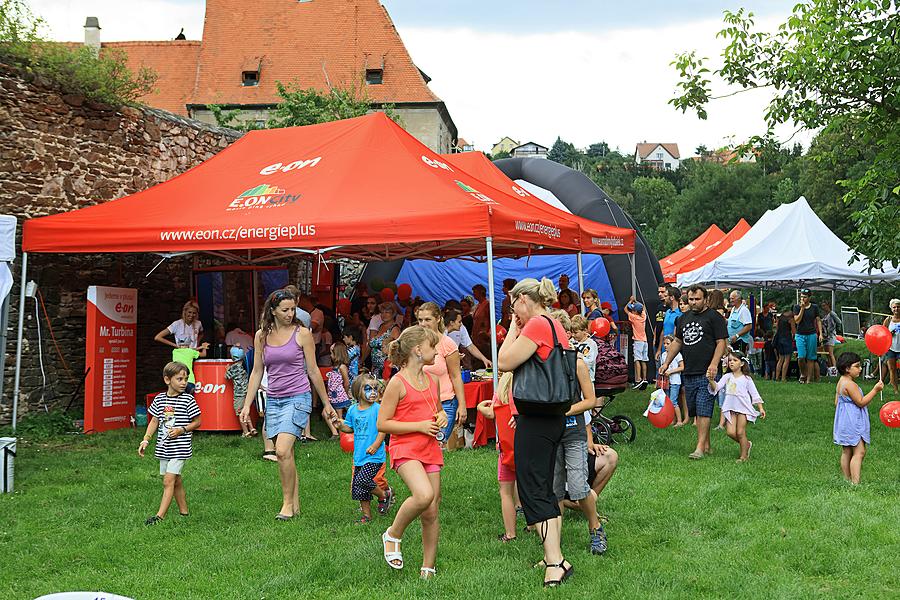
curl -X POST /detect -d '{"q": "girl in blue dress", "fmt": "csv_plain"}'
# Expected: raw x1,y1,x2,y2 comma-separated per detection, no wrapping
833,352,883,484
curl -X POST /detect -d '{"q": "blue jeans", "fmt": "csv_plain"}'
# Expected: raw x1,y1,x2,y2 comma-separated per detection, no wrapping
441,397,458,441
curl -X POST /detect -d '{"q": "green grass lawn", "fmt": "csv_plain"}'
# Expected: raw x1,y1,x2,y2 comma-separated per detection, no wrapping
2,378,899,599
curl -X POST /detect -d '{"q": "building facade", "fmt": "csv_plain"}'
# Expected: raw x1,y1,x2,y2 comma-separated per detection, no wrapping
81,0,457,153
634,143,681,170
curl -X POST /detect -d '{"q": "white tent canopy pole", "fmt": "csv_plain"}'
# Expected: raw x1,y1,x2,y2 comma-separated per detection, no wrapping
486,237,499,390
12,252,27,431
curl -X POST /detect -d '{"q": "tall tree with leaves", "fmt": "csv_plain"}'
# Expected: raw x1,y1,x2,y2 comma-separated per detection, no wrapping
671,0,899,267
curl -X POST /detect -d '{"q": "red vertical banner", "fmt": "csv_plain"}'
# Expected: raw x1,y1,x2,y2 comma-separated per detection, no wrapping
84,286,137,433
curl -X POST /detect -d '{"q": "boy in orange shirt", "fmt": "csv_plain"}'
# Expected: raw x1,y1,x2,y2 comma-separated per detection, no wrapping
624,296,648,390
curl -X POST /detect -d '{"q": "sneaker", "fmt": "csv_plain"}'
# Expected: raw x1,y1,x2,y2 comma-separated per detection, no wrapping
631,381,641,390
589,526,608,555
638,380,648,390
145,515,163,526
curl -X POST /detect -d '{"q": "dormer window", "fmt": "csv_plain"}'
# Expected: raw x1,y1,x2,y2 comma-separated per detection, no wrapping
365,68,383,85
242,70,259,86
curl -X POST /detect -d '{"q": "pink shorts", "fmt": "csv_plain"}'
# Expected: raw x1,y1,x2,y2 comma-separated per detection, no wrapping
497,453,516,483
393,458,442,473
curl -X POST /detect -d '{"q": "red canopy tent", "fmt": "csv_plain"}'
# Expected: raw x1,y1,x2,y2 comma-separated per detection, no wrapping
23,113,633,260
14,113,636,429
664,219,751,283
659,224,725,282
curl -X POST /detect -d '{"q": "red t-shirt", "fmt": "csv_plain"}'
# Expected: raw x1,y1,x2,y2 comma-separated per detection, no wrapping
521,315,570,360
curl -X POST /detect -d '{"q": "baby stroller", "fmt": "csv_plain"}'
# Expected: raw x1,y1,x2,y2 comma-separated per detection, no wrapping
591,336,636,445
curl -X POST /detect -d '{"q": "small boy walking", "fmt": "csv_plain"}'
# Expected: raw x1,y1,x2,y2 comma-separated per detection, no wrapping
139,362,202,525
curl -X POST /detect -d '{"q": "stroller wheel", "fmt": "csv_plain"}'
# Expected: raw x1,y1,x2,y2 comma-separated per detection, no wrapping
591,419,611,446
609,415,636,444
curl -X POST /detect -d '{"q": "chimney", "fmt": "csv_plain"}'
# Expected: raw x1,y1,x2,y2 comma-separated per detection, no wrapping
84,17,101,58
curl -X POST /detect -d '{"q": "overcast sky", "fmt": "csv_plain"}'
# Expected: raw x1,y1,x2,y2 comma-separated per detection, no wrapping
31,0,812,155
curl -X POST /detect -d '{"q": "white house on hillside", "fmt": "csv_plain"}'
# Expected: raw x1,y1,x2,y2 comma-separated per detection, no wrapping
634,143,681,170
511,142,548,159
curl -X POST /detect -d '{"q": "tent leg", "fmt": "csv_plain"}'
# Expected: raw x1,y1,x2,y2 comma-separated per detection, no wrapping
12,252,28,432
576,252,585,313
486,237,499,390
630,253,636,298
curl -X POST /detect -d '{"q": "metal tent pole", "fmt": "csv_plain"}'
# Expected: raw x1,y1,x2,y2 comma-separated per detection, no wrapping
0,291,9,407
12,252,27,432
486,237,499,390
630,253,636,298
576,251,585,313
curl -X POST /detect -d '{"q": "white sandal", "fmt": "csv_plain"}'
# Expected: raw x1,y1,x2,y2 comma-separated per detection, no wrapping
382,529,403,570
420,567,436,580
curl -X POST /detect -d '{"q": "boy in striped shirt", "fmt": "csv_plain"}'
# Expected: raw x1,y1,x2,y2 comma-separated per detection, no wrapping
139,362,202,525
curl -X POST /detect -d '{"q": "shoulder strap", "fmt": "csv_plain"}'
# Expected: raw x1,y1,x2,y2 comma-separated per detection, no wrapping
541,314,561,347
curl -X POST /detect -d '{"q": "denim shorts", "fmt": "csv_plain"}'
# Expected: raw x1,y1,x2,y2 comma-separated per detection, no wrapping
265,391,312,439
683,374,715,418
668,383,681,408
441,397,458,441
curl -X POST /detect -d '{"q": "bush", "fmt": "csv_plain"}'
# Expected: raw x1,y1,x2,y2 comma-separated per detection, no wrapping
0,0,157,106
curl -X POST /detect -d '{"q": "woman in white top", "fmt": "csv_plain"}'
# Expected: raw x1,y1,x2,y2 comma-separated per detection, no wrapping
154,300,204,349
443,308,492,369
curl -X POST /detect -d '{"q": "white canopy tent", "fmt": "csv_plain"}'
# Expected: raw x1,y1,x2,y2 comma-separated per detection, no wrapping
677,197,900,291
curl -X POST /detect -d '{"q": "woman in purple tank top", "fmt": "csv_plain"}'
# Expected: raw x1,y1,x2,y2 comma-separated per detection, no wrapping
240,289,337,520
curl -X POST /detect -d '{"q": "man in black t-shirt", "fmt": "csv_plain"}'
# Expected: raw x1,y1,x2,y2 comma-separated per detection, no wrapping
660,284,727,460
793,289,823,384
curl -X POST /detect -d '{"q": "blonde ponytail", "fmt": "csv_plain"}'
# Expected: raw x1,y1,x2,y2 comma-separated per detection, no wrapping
511,277,557,309
387,325,439,367
497,371,513,405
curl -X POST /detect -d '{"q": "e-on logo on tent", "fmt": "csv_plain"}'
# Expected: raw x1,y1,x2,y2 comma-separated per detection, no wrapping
454,180,497,205
228,184,301,211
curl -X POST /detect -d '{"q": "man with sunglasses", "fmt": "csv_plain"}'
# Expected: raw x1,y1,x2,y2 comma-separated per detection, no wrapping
793,289,822,384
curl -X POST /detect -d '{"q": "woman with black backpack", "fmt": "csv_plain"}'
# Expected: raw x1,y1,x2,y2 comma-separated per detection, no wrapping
498,277,583,588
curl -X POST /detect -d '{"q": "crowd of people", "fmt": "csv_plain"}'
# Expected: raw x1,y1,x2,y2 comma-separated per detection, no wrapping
137,276,896,587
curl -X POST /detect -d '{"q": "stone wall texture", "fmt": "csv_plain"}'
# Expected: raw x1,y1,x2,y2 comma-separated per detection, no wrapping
0,61,244,424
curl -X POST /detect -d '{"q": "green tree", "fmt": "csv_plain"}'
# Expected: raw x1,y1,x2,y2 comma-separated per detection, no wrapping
547,136,573,163
671,0,900,267
210,82,400,131
491,150,511,160
587,142,610,158
0,0,157,105
629,177,677,251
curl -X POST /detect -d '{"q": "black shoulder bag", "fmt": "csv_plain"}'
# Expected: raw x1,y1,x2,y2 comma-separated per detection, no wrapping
512,315,579,416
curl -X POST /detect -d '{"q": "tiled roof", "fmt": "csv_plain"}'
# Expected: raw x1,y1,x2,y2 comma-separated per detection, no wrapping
100,41,200,116
635,143,680,159
190,0,440,107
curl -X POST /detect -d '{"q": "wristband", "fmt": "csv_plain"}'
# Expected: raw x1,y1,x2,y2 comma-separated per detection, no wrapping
142,435,151,441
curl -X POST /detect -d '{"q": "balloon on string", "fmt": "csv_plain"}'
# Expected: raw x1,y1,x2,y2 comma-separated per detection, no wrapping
380,287,395,302
339,432,354,453
397,283,413,301
496,324,507,344
880,401,900,428
336,298,351,316
590,317,611,337
864,325,891,356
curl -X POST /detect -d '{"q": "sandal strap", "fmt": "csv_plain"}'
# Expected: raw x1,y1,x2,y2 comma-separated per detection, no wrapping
420,567,436,573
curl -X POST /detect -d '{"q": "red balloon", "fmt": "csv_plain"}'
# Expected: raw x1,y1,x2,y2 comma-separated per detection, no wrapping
647,395,675,429
590,317,611,338
551,301,561,309
397,283,413,301
380,287,395,302
339,432,354,453
336,298,351,316
880,401,900,428
865,325,892,356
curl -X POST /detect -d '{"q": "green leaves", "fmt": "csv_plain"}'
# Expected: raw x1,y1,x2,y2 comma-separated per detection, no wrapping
671,0,900,269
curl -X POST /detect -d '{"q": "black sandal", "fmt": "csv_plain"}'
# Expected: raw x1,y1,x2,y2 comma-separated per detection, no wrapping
497,533,517,543
543,559,573,588
145,515,163,526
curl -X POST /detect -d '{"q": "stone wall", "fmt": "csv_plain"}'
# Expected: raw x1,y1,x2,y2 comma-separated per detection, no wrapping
0,61,244,424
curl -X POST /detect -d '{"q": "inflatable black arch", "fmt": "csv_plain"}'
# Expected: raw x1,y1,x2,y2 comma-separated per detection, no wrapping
493,157,665,323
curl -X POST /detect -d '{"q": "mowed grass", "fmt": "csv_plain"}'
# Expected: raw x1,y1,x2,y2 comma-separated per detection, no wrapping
1,378,899,600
